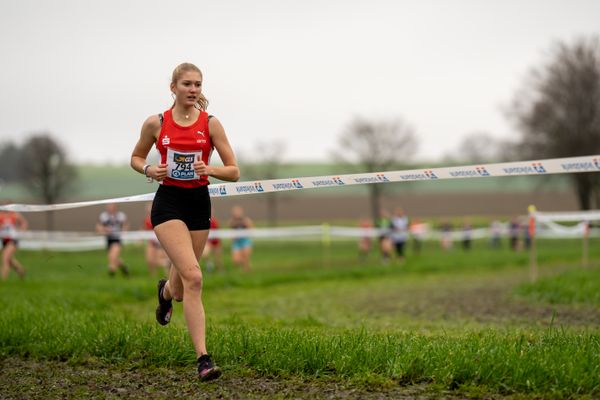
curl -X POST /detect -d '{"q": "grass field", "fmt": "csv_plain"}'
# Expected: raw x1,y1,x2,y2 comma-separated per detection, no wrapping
1,237,599,399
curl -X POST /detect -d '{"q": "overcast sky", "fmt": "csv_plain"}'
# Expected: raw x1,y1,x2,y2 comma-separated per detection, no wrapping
1,0,599,165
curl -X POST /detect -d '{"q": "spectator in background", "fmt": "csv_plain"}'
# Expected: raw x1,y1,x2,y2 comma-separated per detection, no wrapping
357,217,373,263
0,208,27,280
390,207,409,262
509,216,521,251
202,215,223,272
461,218,473,251
489,219,502,249
142,203,170,276
439,219,453,251
409,218,427,255
376,208,393,264
96,203,130,277
229,206,253,272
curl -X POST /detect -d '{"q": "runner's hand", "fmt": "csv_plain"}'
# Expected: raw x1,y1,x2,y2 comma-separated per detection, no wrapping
151,164,168,182
194,156,208,176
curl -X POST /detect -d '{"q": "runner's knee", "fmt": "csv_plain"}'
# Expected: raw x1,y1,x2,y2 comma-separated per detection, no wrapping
184,269,203,293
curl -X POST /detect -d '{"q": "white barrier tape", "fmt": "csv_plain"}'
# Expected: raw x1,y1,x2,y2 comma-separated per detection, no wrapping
12,224,600,251
533,210,600,222
9,226,329,242
537,220,589,234
0,192,155,213
1,155,599,213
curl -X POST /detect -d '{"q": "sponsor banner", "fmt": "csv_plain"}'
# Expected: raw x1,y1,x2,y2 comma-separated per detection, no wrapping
1,155,599,212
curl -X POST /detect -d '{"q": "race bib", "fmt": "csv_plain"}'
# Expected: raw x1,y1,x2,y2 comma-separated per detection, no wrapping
166,148,202,180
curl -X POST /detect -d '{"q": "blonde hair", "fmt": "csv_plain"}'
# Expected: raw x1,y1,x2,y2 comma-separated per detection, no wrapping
170,63,209,111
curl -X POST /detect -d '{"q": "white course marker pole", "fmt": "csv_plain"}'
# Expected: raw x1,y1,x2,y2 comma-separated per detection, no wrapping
582,221,590,268
528,205,538,283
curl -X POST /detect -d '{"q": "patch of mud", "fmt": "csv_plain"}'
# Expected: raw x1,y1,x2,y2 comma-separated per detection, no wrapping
0,358,478,400
354,272,600,328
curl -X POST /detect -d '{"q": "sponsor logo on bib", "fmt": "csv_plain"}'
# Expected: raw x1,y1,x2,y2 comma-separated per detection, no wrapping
166,148,201,180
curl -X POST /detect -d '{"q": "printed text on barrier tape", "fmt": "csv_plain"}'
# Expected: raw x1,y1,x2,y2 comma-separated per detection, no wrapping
1,155,599,212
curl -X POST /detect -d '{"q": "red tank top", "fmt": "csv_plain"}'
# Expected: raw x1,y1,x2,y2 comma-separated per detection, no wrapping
155,109,213,188
0,212,17,227
0,212,18,238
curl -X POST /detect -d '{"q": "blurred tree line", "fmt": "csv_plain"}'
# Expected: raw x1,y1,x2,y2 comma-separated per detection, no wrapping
239,141,287,227
339,35,600,225
510,36,600,210
0,133,78,229
333,117,418,226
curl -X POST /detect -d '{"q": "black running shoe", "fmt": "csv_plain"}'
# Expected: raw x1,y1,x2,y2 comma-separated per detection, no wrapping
155,279,172,325
120,264,130,277
197,354,222,382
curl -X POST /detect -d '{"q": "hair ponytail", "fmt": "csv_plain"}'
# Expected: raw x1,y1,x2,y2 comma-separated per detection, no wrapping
196,92,209,111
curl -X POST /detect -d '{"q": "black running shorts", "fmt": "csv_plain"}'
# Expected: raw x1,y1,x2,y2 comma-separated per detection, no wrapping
106,238,121,249
1,238,17,248
151,184,211,231
394,241,405,257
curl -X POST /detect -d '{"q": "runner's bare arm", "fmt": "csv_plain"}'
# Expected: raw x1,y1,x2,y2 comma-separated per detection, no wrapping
130,115,167,181
16,212,28,230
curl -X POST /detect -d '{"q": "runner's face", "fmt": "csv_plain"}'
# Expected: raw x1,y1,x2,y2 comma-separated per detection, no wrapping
173,70,202,107
232,206,243,218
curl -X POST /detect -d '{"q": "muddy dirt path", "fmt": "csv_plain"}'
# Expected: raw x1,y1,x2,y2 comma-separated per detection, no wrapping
353,268,600,328
0,357,476,400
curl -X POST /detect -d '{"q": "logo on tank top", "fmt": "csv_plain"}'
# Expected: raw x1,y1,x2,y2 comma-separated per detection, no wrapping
196,131,207,144
162,135,171,146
